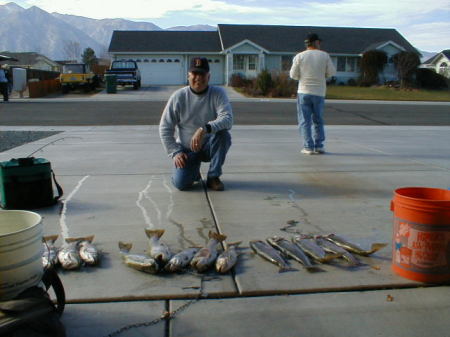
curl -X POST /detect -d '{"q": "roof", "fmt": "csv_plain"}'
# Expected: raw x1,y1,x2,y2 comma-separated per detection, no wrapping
107,24,419,56
0,51,58,66
217,24,418,54
108,31,222,53
423,50,450,64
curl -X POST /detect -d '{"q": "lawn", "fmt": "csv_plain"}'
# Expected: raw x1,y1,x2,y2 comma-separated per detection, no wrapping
326,85,450,102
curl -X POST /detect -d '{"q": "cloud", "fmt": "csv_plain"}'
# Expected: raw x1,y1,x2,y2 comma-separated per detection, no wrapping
404,22,450,52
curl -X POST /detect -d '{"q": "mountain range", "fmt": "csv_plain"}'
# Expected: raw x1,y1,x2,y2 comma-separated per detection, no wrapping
0,2,437,62
0,2,216,60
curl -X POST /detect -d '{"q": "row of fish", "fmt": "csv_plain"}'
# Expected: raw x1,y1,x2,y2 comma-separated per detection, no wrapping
250,234,387,272
42,234,101,270
119,229,241,274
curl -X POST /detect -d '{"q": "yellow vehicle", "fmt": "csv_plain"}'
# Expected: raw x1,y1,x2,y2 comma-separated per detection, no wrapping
59,63,99,93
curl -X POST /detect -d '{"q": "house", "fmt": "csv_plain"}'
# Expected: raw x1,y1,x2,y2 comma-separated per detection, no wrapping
108,24,419,86
0,52,61,72
421,50,450,78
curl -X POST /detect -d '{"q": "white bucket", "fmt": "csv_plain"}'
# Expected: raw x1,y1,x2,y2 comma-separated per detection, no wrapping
0,210,44,300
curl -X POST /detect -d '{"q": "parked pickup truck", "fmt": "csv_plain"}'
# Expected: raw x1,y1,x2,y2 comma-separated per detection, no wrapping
105,60,141,90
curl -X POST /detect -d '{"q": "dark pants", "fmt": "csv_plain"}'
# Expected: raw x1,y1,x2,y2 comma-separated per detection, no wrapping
172,130,232,190
0,82,8,101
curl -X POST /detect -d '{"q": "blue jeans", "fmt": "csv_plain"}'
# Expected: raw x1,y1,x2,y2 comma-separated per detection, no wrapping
297,94,325,150
172,130,231,190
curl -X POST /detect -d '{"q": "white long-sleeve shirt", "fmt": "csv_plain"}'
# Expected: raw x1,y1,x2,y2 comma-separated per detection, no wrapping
289,49,336,97
159,86,233,157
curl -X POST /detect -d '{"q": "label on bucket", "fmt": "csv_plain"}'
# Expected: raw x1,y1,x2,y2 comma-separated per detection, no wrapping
393,217,450,274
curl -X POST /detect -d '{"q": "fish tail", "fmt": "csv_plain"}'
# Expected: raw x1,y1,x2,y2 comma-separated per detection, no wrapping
65,235,94,243
43,234,59,243
209,231,227,242
320,253,343,263
366,243,388,255
145,229,165,239
118,241,132,253
227,241,242,248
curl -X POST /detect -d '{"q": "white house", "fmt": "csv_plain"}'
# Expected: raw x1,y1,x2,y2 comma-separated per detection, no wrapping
108,24,419,86
421,50,450,78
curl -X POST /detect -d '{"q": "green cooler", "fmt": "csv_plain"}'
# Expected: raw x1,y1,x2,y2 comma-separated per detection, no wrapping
0,158,62,209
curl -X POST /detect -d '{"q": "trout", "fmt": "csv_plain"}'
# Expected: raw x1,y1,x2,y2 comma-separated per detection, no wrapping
119,241,159,274
78,235,100,266
165,247,200,272
267,236,316,271
42,234,59,269
215,241,241,273
191,231,227,272
250,240,294,273
292,235,342,263
145,229,172,264
325,234,388,256
315,236,360,266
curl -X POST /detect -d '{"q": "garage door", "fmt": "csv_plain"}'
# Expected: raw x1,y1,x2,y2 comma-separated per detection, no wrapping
138,56,185,85
187,56,224,85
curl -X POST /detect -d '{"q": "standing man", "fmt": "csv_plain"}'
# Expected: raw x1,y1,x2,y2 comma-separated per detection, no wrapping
290,33,336,154
0,65,9,102
159,57,233,191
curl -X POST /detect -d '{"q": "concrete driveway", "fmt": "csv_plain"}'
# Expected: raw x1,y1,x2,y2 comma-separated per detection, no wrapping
1,123,449,337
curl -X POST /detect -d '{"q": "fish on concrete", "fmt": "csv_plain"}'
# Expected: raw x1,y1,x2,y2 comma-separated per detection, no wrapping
42,234,59,269
315,236,360,266
145,229,173,264
78,235,100,266
118,241,159,274
267,236,316,271
165,247,200,272
215,241,241,273
292,235,342,263
324,234,388,256
250,240,294,273
57,238,83,270
191,231,227,272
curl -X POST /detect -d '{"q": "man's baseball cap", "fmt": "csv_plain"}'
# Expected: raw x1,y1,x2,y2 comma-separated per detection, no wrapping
189,57,210,73
305,33,321,43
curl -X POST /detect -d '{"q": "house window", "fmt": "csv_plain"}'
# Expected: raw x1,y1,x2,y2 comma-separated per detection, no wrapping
151,59,157,63
337,57,346,72
248,55,258,71
281,55,293,71
174,59,180,63
233,55,245,71
167,59,172,63
346,57,355,72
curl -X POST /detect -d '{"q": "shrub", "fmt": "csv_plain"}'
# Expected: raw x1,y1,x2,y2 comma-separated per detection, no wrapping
360,50,388,86
270,72,297,97
415,68,448,89
256,69,273,96
230,73,253,88
347,78,357,86
392,52,421,88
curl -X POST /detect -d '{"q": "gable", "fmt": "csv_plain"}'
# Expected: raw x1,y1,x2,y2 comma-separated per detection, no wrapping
225,39,267,54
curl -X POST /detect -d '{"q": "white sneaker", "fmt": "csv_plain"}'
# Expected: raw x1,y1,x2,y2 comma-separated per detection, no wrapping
315,147,325,154
301,148,314,155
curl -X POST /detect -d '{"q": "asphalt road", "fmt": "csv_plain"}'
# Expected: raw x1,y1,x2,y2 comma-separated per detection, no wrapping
0,100,449,126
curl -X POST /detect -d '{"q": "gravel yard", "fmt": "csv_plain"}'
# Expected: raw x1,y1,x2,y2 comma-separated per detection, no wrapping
0,131,61,154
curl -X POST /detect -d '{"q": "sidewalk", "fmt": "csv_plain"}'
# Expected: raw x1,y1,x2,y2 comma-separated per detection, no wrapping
0,125,449,337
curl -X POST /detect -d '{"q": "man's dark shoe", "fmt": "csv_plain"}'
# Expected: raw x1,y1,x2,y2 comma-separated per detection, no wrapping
207,177,224,191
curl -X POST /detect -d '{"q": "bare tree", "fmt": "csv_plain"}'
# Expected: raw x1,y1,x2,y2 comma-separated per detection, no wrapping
63,40,81,62
393,51,421,88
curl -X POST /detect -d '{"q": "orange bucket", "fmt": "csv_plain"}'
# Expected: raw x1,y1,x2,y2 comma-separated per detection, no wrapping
391,187,450,283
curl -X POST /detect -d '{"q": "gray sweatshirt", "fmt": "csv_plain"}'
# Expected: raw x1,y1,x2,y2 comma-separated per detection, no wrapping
159,86,233,157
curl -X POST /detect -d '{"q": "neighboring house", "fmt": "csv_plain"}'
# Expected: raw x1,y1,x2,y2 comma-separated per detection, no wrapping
108,24,419,86
421,50,450,78
0,52,61,72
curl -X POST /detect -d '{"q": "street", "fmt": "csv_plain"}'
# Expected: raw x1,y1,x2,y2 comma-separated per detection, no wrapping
0,100,449,126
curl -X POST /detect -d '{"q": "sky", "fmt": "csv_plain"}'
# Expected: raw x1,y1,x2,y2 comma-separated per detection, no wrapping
5,0,450,52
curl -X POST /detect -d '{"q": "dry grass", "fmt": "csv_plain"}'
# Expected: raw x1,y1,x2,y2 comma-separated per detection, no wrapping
326,85,450,102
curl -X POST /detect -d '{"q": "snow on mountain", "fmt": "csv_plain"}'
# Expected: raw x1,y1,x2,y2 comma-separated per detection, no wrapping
0,2,216,60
